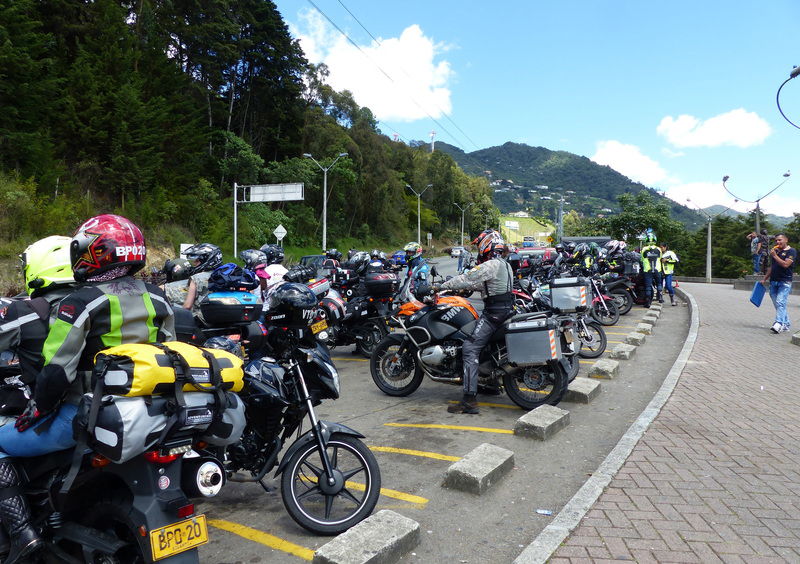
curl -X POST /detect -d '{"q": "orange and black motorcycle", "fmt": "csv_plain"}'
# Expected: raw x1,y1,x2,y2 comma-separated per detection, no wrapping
369,279,569,410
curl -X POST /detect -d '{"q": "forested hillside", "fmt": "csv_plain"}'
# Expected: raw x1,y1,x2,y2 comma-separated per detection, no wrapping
437,142,705,228
0,0,496,258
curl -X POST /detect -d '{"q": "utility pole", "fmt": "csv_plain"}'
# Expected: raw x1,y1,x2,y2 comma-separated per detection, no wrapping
454,202,474,246
429,131,436,153
406,183,432,244
304,152,348,251
687,199,732,283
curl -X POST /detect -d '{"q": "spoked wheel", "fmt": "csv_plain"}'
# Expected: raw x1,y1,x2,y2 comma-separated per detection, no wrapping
281,433,381,535
502,361,568,410
578,321,607,359
610,290,633,316
590,298,620,326
355,320,388,357
370,335,423,396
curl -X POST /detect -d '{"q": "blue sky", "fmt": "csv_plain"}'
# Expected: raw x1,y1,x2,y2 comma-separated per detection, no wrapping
274,0,800,216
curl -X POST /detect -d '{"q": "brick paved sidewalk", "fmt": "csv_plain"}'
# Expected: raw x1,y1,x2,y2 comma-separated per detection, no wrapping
551,283,800,563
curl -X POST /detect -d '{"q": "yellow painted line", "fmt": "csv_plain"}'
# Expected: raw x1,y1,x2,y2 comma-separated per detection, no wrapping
331,357,369,362
608,340,623,344
299,476,429,506
208,519,314,561
369,445,461,462
579,359,598,364
604,332,630,336
385,422,513,434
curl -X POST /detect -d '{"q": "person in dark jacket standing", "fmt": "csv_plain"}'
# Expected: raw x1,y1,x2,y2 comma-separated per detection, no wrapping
434,230,514,414
0,215,174,563
761,233,796,333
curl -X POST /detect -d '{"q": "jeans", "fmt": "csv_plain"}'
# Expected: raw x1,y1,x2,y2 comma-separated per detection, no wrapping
643,271,662,303
662,273,674,297
752,254,761,274
0,404,78,459
769,281,792,328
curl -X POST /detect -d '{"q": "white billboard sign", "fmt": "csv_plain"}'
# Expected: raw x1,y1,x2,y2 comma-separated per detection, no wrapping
245,183,304,202
504,220,520,230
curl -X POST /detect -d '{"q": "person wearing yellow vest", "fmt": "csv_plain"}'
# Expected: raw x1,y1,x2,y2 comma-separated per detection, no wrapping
660,243,679,306
640,234,663,307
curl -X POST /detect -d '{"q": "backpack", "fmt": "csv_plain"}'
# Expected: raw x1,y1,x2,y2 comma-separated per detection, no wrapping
208,263,259,292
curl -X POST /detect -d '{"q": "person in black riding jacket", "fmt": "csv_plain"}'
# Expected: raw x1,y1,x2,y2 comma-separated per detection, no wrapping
0,215,174,563
433,230,514,414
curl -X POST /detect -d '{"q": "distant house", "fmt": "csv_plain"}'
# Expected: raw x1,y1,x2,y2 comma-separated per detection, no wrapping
510,211,530,218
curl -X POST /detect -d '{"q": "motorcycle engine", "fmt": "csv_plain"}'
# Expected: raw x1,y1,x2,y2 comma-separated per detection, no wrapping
419,343,459,367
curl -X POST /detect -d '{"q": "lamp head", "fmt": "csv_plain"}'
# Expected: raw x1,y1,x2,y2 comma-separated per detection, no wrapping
722,175,729,182
339,152,348,157
303,153,312,158
784,171,791,178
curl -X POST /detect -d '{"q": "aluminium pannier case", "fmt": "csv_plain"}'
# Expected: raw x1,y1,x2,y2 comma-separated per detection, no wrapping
200,291,262,326
92,341,244,397
504,314,562,366
549,276,590,313
77,391,246,463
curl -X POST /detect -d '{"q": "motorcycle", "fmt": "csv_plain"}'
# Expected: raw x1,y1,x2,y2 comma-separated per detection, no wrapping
370,279,569,410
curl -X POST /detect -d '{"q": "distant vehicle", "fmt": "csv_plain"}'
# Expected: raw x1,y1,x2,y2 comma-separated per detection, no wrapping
299,254,326,274
390,250,407,266
522,236,536,248
450,246,466,257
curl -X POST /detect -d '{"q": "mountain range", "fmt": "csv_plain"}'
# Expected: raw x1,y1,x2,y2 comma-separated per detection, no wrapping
436,141,705,228
702,205,793,229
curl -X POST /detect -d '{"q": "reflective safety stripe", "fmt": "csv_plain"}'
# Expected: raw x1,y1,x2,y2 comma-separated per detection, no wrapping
102,295,124,348
142,293,158,343
548,329,557,359
42,318,72,364
579,286,587,307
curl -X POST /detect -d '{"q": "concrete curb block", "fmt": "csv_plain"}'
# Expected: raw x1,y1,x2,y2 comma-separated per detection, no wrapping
514,405,571,438
635,322,653,335
649,303,663,312
643,311,659,321
625,332,647,345
564,377,602,403
313,510,420,564
442,443,514,495
513,286,700,564
588,358,619,379
609,343,637,360
792,331,800,346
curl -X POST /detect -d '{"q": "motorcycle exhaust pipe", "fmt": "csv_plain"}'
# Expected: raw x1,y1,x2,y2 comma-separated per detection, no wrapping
182,458,225,498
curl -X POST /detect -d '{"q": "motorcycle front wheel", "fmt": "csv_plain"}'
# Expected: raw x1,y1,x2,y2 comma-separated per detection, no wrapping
503,361,568,410
355,320,388,358
589,298,620,326
281,433,381,535
370,335,423,396
610,290,633,316
578,321,607,359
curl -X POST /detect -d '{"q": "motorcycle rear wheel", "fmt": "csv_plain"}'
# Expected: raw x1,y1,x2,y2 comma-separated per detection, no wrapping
80,498,149,563
578,321,607,359
589,298,620,326
355,320,388,358
565,353,579,382
610,290,633,316
503,361,568,410
281,433,381,535
370,335,423,396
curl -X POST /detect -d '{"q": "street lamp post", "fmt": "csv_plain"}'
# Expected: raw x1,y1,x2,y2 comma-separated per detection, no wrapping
687,198,732,283
722,172,791,234
304,152,348,251
406,183,432,244
454,202,474,246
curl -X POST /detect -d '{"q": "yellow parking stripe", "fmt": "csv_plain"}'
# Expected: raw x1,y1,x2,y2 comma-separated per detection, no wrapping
604,332,630,335
299,475,430,506
332,357,369,362
208,519,314,561
385,422,513,434
607,340,623,344
369,445,461,462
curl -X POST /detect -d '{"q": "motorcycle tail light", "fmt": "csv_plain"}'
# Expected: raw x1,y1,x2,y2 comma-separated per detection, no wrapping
177,504,195,519
144,450,181,464
91,454,112,468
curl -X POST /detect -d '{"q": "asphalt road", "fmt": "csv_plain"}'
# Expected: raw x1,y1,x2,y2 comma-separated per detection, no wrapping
198,258,690,563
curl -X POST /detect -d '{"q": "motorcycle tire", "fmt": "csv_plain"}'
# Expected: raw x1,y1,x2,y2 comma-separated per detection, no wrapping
503,360,568,410
370,334,423,396
589,298,620,326
80,497,151,563
565,353,580,382
577,321,607,359
610,290,633,316
281,433,381,535
355,320,388,358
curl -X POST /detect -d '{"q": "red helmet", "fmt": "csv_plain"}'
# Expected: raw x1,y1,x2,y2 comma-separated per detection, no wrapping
473,229,505,262
70,214,146,282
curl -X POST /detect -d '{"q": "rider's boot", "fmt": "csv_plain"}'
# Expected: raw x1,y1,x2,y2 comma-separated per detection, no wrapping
0,460,43,564
447,394,479,414
670,295,677,306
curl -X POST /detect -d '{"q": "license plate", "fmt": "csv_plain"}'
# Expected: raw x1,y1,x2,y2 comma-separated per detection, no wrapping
311,320,328,334
150,514,208,561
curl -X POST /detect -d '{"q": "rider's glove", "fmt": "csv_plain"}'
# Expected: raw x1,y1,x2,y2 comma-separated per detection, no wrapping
431,283,442,294
15,400,45,432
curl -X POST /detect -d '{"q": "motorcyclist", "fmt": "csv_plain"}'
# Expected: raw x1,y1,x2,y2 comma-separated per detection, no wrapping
322,248,342,272
433,230,514,414
259,244,288,301
367,249,387,272
403,242,430,294
240,249,270,301
162,257,192,307
640,232,663,307
0,214,174,563
183,242,223,316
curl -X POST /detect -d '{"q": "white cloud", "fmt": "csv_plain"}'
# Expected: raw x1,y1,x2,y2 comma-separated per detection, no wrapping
590,140,668,185
292,10,453,122
657,109,772,148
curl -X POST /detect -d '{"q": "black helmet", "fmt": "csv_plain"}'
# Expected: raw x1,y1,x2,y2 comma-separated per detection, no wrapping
184,243,222,274
164,258,192,282
325,248,342,260
240,249,267,270
203,336,244,359
265,283,318,328
259,244,284,265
